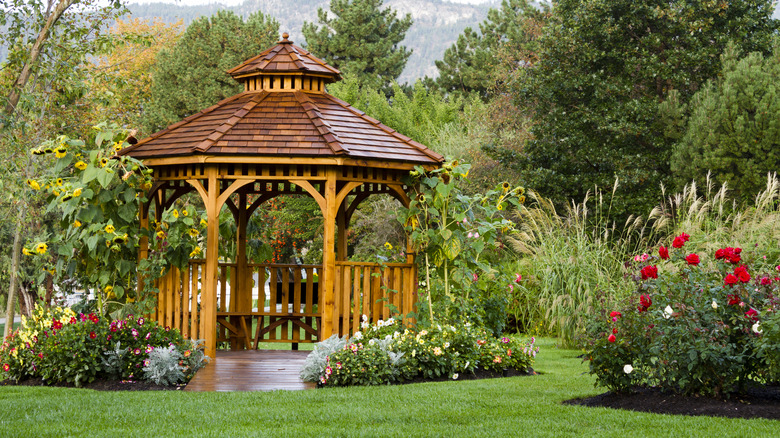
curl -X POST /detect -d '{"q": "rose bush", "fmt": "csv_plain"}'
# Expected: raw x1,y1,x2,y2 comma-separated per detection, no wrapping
0,305,207,387
587,233,779,397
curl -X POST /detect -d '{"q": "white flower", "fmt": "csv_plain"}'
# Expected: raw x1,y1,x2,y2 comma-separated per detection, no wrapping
443,342,450,349
752,322,762,334
663,305,673,319
623,364,633,374
711,300,718,310
369,339,375,346
393,331,400,339
386,317,395,326
361,314,368,322
361,321,369,329
353,331,363,340
452,373,459,380
377,319,385,327
464,361,470,369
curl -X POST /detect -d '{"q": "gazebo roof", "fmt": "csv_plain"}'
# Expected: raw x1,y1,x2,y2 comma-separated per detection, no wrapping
120,34,444,167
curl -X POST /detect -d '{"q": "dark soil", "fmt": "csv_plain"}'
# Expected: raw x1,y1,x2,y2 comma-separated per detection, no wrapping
0,377,185,391
564,385,780,421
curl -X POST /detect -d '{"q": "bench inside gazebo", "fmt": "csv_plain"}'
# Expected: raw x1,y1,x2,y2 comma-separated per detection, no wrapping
119,33,443,359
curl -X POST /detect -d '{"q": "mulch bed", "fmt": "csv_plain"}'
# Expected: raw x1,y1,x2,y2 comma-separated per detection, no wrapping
1,377,185,391
564,385,780,421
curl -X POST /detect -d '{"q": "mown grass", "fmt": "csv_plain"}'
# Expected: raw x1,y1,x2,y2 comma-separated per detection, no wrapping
0,337,776,437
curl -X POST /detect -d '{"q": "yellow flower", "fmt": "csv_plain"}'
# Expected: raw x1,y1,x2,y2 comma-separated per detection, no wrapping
518,195,526,204
26,179,41,190
99,158,108,167
200,219,208,227
112,142,123,152
189,247,202,258
22,248,32,256
53,190,60,197
73,220,82,227
72,188,82,197
182,210,189,217
104,285,115,299
156,230,165,239
55,147,67,159
501,182,510,192
188,228,199,237
75,161,87,170
172,209,179,218
105,224,115,234
35,243,47,254
56,178,63,187
384,242,393,250
496,203,504,211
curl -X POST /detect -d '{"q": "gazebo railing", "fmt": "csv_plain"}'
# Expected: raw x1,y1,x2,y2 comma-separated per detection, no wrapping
153,259,417,349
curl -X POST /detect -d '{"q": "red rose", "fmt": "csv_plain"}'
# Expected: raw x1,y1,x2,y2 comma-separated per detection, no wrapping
734,266,750,283
745,308,759,321
610,311,622,318
685,254,700,265
658,246,669,260
724,274,738,286
715,248,725,259
608,334,616,343
760,277,771,286
640,265,658,280
680,233,690,242
639,294,652,310
612,328,618,334
672,236,685,248
727,294,741,305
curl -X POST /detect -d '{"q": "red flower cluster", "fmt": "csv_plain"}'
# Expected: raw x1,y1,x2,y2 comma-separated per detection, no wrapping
89,331,97,340
52,319,63,330
672,233,691,248
745,308,759,321
640,265,658,280
637,294,652,312
725,266,751,285
715,247,742,264
727,294,741,305
658,246,669,259
685,254,700,265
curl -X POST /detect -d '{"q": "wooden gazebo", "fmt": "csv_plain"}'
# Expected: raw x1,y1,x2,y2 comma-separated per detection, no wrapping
120,34,443,358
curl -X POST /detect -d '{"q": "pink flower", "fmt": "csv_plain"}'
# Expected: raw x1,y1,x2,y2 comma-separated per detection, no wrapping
501,337,510,344
610,311,622,319
685,254,700,265
472,273,478,282
515,273,522,283
2,363,9,372
493,356,502,363
133,348,141,355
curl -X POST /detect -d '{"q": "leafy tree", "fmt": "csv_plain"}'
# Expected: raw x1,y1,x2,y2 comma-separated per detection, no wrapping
87,18,184,136
143,10,279,133
302,0,412,92
496,0,778,220
669,43,780,202
433,0,547,99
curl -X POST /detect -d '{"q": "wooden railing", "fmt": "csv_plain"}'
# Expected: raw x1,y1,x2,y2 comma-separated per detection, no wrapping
153,260,417,348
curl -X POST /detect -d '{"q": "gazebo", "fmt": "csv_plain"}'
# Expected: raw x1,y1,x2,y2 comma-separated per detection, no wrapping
120,34,444,358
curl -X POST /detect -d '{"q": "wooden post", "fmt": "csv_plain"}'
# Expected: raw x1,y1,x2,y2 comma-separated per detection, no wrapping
137,200,149,297
321,168,337,338
336,201,347,262
202,167,220,359
233,191,250,348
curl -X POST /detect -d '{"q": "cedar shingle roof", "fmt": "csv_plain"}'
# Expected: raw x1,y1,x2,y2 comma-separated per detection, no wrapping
227,33,341,82
121,90,443,164
120,34,444,166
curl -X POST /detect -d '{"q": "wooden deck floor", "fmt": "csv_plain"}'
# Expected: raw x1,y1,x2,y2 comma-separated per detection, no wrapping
184,350,316,392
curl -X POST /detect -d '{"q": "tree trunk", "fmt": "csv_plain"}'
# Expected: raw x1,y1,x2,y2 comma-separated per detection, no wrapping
2,0,77,119
4,206,25,338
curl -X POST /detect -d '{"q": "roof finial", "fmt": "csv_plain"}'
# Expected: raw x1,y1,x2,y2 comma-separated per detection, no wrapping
280,32,291,44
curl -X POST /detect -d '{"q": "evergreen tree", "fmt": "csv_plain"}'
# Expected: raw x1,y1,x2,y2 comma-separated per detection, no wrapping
143,10,279,133
496,0,778,219
670,44,780,202
434,0,546,100
301,0,412,92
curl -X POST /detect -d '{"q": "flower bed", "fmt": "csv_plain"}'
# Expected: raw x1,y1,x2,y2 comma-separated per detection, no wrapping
300,316,539,386
0,305,207,387
586,233,780,397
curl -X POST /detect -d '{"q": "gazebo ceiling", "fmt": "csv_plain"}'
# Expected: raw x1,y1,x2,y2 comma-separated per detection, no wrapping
120,33,444,167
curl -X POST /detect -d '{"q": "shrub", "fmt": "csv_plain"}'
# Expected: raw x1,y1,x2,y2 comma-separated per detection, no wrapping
143,345,185,386
305,317,539,386
586,234,779,397
0,305,207,387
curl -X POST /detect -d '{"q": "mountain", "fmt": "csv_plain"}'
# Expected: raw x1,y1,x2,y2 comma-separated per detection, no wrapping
125,0,493,83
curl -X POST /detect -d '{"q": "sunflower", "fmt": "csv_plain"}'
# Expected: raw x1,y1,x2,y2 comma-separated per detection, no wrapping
74,220,82,227
35,243,47,254
99,158,108,167
26,179,41,191
22,248,33,256
188,228,199,237
72,188,82,197
105,224,116,234
501,182,510,192
74,161,87,170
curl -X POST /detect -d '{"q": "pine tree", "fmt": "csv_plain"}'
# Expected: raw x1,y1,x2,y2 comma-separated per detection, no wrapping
301,0,412,93
433,0,546,99
143,10,279,133
670,44,780,202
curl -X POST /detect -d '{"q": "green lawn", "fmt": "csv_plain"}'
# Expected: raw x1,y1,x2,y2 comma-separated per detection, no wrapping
0,338,776,437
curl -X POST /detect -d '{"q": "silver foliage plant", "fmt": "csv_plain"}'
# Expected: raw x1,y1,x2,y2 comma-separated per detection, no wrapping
143,345,185,386
300,334,347,382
